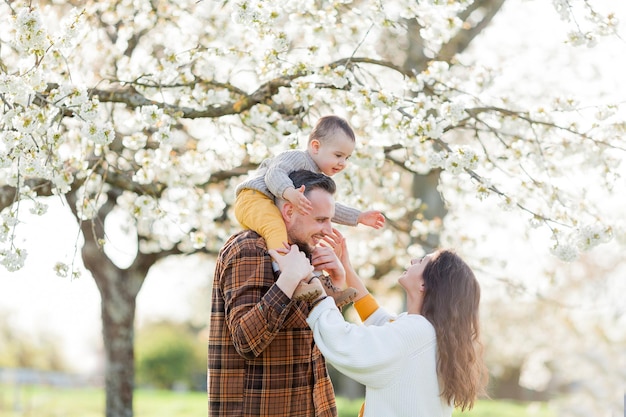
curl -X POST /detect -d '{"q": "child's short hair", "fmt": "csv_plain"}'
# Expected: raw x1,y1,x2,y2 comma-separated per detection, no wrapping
308,115,356,144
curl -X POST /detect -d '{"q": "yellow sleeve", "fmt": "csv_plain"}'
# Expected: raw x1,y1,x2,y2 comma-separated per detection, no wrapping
354,294,379,322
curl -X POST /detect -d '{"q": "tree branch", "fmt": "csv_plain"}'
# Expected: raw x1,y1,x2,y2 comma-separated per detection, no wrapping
437,0,507,61
0,179,55,212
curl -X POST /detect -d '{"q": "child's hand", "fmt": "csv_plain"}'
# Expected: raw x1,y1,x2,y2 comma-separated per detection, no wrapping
271,241,291,256
358,210,385,229
284,185,312,215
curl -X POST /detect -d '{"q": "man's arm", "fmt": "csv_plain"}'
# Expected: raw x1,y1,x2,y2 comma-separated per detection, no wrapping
222,246,290,359
223,244,313,359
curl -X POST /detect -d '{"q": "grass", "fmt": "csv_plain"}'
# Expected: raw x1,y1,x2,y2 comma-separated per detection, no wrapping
0,384,554,417
0,385,206,417
452,399,554,417
336,397,554,417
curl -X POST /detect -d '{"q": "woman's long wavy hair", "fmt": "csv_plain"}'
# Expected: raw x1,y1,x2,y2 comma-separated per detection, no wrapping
420,250,489,411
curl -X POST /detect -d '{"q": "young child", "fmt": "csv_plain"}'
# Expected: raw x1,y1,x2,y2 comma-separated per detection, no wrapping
234,115,385,307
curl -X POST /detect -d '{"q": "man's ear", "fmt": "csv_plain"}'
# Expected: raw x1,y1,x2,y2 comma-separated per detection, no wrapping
281,201,295,223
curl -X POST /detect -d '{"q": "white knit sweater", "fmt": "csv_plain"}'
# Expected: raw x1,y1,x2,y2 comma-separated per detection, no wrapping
306,297,453,417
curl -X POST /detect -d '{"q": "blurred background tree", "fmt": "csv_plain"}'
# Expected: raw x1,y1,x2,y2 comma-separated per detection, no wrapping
135,321,205,392
0,312,68,372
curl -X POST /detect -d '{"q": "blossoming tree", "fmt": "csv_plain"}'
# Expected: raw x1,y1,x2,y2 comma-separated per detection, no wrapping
1,0,623,416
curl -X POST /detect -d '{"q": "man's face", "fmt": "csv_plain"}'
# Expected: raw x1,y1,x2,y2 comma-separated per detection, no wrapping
286,188,335,253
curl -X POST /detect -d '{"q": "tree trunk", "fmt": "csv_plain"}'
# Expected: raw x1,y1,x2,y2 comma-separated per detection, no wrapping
65,190,147,417
411,169,447,252
401,0,506,250
99,270,138,417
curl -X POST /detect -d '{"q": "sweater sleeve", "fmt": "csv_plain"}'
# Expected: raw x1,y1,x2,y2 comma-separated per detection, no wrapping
332,202,360,226
307,297,435,388
264,151,311,199
354,294,380,322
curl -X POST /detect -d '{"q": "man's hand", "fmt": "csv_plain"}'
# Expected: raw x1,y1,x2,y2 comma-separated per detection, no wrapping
269,245,314,297
357,210,385,229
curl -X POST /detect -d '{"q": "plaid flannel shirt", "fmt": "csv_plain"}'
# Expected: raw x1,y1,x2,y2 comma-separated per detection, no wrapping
208,230,337,417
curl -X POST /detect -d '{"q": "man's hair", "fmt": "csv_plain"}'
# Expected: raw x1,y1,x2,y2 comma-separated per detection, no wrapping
289,170,336,196
308,115,356,144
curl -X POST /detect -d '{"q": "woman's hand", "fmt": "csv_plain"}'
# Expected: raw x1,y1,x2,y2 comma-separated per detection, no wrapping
319,228,369,300
311,245,345,287
312,229,348,288
320,228,350,267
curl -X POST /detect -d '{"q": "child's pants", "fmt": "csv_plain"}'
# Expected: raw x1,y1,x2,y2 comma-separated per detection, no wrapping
234,188,288,250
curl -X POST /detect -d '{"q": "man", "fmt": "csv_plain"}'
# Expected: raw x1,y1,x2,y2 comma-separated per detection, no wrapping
208,170,340,417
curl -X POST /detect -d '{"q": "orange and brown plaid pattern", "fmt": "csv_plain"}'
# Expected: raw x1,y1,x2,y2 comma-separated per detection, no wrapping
208,231,337,417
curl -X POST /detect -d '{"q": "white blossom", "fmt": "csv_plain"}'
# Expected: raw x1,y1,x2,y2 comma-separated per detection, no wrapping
81,121,115,145
594,105,616,121
439,101,466,125
410,114,445,139
426,150,445,169
54,262,70,278
132,168,155,184
550,242,578,262
0,247,27,272
1,130,22,153
29,201,48,216
12,108,43,134
14,8,49,56
139,105,166,128
476,182,491,201
442,145,479,175
56,8,86,51
0,214,15,243
122,133,148,150
188,231,207,249
575,224,613,251
53,171,74,194
132,195,160,220
79,100,101,122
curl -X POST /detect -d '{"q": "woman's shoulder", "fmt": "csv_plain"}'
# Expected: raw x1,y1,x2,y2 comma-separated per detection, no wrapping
398,313,434,327
395,314,437,343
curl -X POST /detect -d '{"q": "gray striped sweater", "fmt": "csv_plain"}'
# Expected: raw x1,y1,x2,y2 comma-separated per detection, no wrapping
236,149,360,226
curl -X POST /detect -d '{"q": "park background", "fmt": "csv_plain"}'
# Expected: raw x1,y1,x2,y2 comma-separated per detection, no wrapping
1,0,624,416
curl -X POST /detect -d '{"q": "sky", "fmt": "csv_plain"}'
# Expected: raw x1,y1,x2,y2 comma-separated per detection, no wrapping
1,0,625,375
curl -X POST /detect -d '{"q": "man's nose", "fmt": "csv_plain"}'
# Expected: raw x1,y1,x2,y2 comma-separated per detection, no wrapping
320,222,333,236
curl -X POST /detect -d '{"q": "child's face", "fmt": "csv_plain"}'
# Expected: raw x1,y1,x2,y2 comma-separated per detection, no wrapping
309,134,355,176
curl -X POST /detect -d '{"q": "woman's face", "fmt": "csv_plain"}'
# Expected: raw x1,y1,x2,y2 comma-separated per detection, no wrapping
398,253,432,294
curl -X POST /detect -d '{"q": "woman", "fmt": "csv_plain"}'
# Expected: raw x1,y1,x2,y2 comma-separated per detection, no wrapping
304,232,489,417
